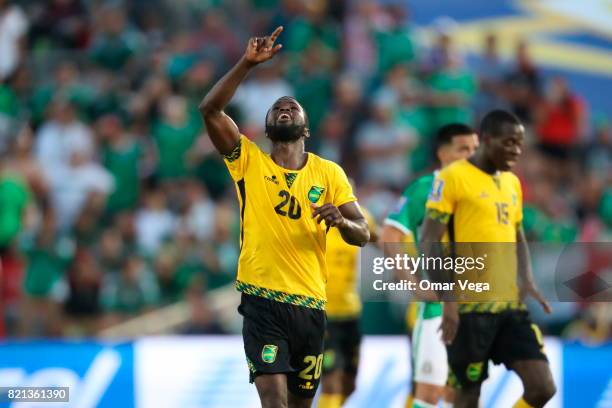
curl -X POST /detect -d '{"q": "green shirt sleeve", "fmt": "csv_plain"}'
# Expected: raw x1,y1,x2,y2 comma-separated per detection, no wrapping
384,174,434,241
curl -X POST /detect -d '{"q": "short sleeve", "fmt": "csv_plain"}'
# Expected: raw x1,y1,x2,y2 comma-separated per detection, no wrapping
223,135,255,181
327,162,356,207
426,168,457,218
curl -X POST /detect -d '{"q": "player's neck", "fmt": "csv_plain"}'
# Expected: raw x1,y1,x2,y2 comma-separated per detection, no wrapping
271,140,308,170
469,154,498,175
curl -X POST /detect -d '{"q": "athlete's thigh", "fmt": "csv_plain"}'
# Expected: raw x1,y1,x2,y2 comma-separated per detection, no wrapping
337,318,362,375
255,374,288,407
286,306,326,400
446,312,499,390
239,294,292,382
490,310,548,366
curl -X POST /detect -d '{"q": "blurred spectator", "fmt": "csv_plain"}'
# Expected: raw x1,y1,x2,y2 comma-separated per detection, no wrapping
318,110,349,163
46,147,114,232
371,4,417,78
35,99,94,176
135,188,176,256
504,40,541,124
425,27,476,132
153,95,201,180
21,214,71,336
473,33,509,121
180,180,215,242
96,227,125,275
0,161,30,335
99,114,144,214
536,77,587,162
89,4,144,71
343,1,380,79
63,248,103,335
189,9,242,67
154,248,185,305
30,62,95,127
101,255,159,318
357,93,415,189
582,117,611,184
284,0,340,55
329,74,366,175
0,0,28,81
30,0,90,50
165,31,198,83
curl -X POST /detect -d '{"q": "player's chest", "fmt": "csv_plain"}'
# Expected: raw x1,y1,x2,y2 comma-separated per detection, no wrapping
248,162,328,221
461,178,519,224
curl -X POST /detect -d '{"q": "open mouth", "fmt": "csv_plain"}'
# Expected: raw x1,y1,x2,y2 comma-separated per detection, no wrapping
278,113,291,122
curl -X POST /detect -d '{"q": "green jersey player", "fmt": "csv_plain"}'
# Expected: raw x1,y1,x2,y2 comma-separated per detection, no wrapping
381,123,479,408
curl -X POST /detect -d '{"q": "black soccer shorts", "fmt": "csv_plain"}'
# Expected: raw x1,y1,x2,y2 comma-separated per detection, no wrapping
238,293,326,398
446,310,548,390
322,318,362,375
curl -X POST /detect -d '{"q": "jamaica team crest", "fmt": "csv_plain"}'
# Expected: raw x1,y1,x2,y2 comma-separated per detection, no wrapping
261,344,278,363
308,186,325,203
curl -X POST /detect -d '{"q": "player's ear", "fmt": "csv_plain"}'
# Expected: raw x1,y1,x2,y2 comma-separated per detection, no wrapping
303,127,310,139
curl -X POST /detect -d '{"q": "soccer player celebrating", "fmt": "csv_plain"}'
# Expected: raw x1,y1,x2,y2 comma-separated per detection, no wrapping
421,110,556,408
382,123,479,408
318,206,378,408
199,27,370,408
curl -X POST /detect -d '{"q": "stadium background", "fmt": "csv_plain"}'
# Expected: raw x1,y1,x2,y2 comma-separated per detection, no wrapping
0,0,610,406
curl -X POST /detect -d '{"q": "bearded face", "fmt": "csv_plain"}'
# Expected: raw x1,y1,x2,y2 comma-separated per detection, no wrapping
265,97,309,142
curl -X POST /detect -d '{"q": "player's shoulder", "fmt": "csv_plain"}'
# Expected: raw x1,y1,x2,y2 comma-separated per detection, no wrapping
501,170,522,188
403,172,434,195
414,172,436,187
437,159,470,179
310,153,346,176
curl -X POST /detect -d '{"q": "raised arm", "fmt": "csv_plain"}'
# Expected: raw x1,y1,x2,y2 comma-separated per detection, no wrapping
199,26,283,155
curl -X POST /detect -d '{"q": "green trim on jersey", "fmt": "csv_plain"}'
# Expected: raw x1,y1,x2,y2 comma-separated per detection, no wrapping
236,280,326,310
458,301,526,314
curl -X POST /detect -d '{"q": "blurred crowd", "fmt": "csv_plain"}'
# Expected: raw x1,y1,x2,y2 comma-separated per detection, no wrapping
0,0,609,341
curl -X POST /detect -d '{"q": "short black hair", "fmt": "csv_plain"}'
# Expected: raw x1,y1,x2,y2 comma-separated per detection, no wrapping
435,123,475,151
480,110,522,138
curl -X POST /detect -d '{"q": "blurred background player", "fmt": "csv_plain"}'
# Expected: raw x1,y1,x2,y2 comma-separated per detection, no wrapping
200,27,370,408
381,123,479,408
318,203,378,408
421,110,556,408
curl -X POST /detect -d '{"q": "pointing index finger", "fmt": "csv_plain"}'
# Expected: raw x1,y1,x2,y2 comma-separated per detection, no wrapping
269,26,283,42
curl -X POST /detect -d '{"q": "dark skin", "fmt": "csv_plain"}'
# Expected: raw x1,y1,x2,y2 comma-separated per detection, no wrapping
419,122,555,408
200,27,368,408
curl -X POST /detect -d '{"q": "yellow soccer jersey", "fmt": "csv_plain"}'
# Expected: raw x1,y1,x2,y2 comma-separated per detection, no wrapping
224,135,357,310
325,209,376,318
426,159,524,307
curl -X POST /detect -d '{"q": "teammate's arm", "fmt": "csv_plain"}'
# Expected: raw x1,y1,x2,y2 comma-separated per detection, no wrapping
311,202,370,247
517,225,552,313
421,210,459,344
199,27,283,155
